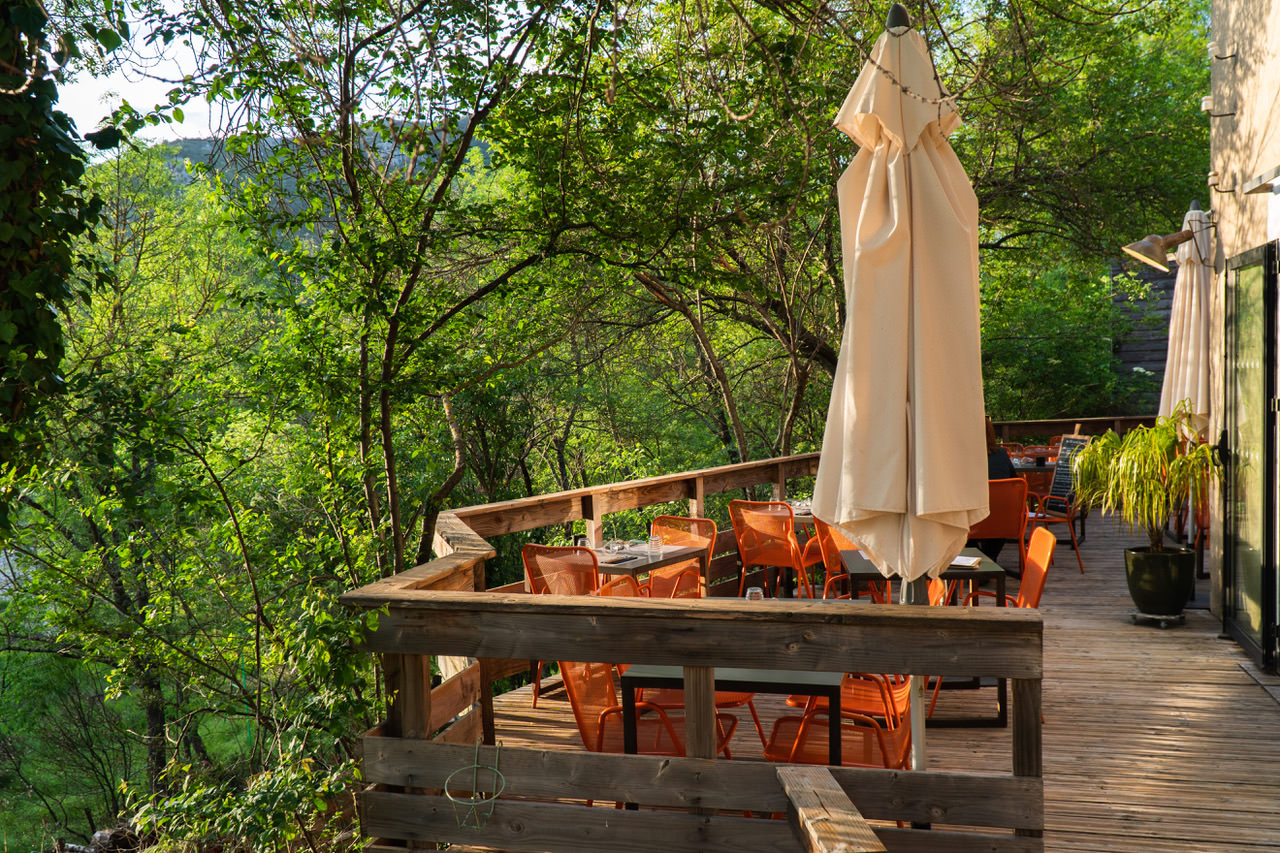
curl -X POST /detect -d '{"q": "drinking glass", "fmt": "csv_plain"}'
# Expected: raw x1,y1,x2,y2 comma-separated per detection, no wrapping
647,535,662,555
745,586,765,601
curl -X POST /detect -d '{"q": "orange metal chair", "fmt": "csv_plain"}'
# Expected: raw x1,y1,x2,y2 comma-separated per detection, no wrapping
967,477,1029,574
596,573,767,748
1000,441,1025,456
928,528,1057,716
644,515,714,599
522,544,601,707
1027,492,1085,573
522,543,600,596
965,526,1056,610
812,517,891,602
763,673,911,769
729,500,824,598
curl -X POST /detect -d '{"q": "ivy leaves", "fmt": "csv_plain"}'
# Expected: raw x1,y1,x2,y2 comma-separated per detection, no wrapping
0,1,105,524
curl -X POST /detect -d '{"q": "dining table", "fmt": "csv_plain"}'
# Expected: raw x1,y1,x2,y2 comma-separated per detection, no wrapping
591,542,706,579
839,546,1009,728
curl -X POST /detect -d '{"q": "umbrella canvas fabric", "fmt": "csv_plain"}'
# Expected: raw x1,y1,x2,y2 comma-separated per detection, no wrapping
1157,205,1212,439
811,27,988,584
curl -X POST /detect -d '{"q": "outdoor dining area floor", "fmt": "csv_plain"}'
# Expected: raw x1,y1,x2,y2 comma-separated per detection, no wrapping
489,520,1280,852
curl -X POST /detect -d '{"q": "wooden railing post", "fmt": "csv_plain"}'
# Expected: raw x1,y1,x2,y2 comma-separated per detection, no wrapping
682,665,717,761
583,493,603,546
689,475,706,518
773,463,786,500
1012,676,1043,839
393,654,433,740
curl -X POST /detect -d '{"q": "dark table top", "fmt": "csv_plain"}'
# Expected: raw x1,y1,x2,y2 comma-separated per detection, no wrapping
592,543,705,577
620,664,845,692
839,546,1006,584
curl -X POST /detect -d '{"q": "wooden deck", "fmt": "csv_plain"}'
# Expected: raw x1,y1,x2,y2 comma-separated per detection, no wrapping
490,520,1280,851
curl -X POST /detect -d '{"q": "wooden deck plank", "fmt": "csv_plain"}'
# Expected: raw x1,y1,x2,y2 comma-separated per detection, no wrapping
481,520,1280,851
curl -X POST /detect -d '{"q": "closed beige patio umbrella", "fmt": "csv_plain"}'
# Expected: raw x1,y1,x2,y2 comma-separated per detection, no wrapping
1157,202,1212,439
811,12,988,586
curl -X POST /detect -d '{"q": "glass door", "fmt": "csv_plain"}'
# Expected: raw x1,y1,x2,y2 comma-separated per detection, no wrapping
1224,242,1278,670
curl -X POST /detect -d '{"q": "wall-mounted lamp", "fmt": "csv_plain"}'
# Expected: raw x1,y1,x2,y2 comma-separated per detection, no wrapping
1123,202,1215,272
1207,40,1237,60
1123,230,1194,273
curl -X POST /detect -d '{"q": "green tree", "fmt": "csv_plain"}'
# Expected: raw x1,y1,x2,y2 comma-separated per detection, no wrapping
2,146,376,847
0,0,103,526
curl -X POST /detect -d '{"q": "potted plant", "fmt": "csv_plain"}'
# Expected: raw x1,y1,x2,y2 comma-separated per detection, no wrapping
1072,402,1217,625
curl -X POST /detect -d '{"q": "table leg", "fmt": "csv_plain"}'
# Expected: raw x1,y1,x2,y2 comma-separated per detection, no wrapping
622,678,638,755
996,574,1008,727
621,676,639,810
829,686,842,766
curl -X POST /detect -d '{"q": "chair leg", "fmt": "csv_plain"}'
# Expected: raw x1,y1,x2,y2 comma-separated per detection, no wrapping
927,676,943,717
1066,519,1084,573
745,698,768,748
531,660,542,708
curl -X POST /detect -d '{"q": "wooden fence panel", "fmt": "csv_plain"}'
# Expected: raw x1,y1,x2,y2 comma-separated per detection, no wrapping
359,739,1043,831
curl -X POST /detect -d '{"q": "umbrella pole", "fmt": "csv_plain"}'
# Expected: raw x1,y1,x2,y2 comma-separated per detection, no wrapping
903,577,929,771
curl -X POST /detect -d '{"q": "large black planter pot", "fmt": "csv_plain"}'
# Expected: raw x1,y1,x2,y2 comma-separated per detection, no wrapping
1124,546,1196,623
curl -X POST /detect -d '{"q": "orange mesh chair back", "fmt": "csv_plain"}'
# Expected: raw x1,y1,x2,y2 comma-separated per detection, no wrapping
729,500,821,598
963,526,1055,610
1016,526,1055,608
967,477,1029,573
813,517,891,602
646,515,714,598
1023,444,1056,463
522,544,600,595
522,544,599,708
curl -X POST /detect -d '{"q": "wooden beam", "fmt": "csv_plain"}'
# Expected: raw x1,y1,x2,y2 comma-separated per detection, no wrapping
428,663,482,735
361,790,800,852
358,739,1045,830
451,453,821,539
343,592,1043,680
777,765,885,853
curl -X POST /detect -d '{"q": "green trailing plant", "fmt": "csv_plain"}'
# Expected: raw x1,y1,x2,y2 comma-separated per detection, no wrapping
1072,401,1217,551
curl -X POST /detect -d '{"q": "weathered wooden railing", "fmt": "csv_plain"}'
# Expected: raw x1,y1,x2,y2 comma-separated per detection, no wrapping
340,452,1045,852
993,414,1155,443
344,593,1043,852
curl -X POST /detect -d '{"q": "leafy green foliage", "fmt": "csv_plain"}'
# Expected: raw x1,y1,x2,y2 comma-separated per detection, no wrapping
2,0,1213,845
980,265,1160,417
1073,401,1218,549
0,1,105,525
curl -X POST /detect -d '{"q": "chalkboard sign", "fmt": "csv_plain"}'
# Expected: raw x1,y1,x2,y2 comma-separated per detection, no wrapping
1047,435,1089,505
